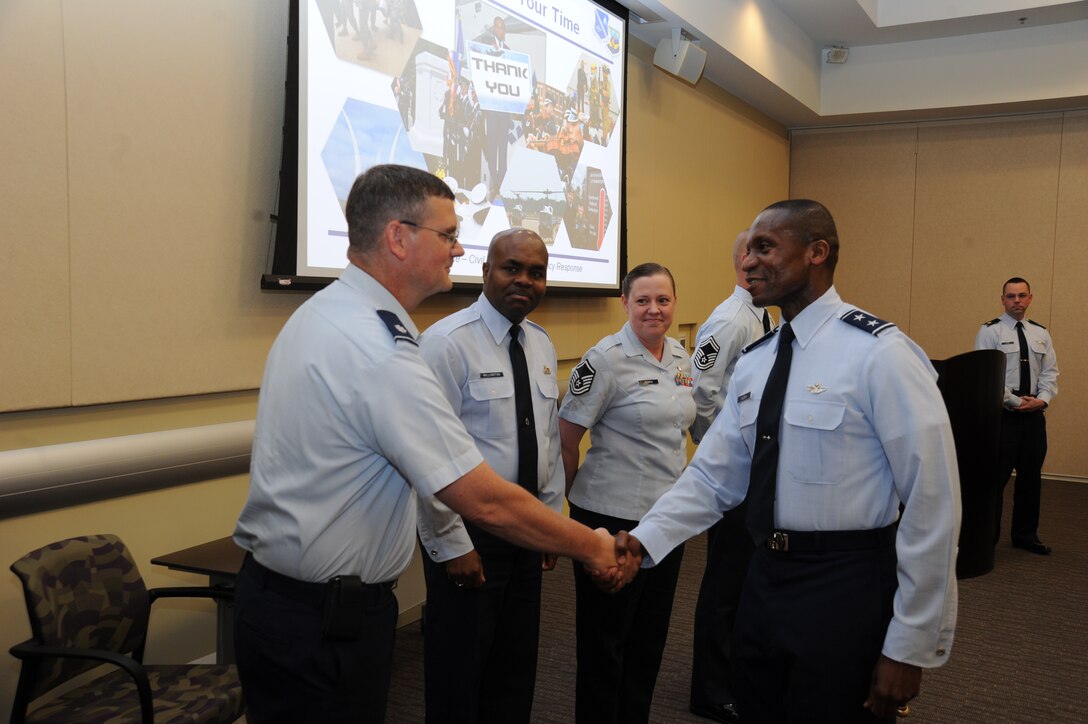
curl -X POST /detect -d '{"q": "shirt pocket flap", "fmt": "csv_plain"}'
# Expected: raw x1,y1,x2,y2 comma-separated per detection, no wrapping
535,374,559,400
737,396,759,428
468,377,514,401
784,400,846,431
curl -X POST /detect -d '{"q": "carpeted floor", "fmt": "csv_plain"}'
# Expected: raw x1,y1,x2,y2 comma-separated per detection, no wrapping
386,480,1088,722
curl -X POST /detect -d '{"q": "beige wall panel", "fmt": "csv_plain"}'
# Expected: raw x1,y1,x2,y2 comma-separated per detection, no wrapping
1046,112,1088,476
790,127,918,330
911,117,1062,359
63,1,302,405
0,1,72,410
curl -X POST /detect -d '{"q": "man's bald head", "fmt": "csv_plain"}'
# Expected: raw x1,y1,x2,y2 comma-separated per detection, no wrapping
483,228,549,323
486,228,545,264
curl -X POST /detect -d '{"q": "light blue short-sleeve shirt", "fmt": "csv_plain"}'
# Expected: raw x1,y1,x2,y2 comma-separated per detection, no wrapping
690,285,771,443
416,294,564,562
234,265,484,584
560,322,696,520
973,312,1058,409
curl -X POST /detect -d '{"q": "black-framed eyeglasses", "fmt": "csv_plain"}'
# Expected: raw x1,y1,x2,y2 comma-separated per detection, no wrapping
399,220,460,247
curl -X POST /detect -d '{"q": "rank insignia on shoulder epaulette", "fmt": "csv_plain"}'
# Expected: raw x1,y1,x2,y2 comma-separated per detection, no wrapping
693,337,720,370
1028,319,1047,329
840,309,895,336
742,328,778,354
569,359,596,396
984,318,1001,327
377,310,417,346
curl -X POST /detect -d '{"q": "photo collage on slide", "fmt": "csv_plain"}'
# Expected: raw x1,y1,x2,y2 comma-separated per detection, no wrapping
310,0,623,282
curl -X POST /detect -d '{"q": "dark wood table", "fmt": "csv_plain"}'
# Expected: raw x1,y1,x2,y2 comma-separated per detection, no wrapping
151,536,245,664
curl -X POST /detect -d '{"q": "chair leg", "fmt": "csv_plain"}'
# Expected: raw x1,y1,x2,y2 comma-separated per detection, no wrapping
9,659,40,724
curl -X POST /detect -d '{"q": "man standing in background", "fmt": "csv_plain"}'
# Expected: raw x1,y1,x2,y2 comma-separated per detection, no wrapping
687,230,773,723
417,228,563,723
975,277,1059,555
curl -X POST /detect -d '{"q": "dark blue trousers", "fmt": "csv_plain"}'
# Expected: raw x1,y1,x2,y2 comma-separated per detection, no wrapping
731,544,898,723
569,504,685,724
996,409,1048,543
690,502,754,709
233,555,397,724
421,527,542,724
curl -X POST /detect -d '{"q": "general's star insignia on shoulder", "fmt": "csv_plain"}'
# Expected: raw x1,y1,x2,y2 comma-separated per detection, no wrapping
377,310,417,345
840,309,895,336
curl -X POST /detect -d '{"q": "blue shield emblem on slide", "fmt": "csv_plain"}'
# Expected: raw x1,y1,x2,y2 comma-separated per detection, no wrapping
594,10,609,41
608,27,621,54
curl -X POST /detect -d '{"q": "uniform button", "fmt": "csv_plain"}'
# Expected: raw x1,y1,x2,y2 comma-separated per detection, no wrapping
430,550,438,557
936,648,946,657
808,415,814,422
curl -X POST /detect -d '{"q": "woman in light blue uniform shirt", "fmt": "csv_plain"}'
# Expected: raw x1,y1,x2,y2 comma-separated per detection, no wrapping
559,262,696,724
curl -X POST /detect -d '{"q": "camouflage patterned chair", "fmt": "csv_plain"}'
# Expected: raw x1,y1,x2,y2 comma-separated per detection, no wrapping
8,534,245,724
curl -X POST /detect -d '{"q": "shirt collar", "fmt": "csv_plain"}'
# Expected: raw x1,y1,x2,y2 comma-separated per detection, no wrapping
785,286,841,350
339,264,420,338
733,285,766,319
619,321,679,367
476,293,521,345
1000,312,1024,328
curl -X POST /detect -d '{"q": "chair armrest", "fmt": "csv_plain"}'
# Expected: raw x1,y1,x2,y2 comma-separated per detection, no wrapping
9,640,155,724
148,586,234,604
142,586,235,663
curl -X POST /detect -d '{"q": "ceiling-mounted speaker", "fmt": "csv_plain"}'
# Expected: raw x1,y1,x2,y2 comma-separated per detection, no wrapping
653,28,706,85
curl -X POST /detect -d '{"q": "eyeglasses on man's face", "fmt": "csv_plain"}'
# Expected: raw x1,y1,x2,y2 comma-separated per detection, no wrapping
399,220,460,247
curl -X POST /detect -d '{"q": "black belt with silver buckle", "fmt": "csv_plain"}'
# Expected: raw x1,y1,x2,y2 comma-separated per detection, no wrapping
764,524,897,553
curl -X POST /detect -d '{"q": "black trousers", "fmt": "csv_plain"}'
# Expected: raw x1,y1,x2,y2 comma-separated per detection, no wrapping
569,504,685,724
731,543,898,724
690,502,754,708
233,554,398,724
996,409,1047,543
421,526,543,724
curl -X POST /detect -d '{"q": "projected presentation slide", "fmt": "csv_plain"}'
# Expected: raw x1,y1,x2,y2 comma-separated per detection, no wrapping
299,0,626,290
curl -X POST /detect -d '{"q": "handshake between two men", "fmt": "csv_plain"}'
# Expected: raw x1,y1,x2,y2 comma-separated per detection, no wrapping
584,529,645,593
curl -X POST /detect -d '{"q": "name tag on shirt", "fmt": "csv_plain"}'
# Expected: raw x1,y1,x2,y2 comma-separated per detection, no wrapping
738,391,751,403
480,371,504,378
1000,341,1015,345
638,379,659,386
